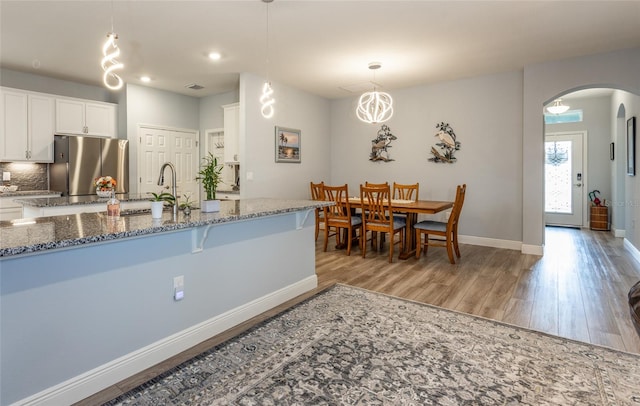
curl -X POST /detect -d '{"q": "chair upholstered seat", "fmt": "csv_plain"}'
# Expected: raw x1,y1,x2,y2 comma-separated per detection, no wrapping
414,220,446,232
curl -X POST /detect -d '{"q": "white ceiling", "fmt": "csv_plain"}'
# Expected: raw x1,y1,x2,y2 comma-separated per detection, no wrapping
1,1,639,99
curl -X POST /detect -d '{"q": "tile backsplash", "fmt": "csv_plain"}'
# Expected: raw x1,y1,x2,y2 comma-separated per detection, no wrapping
0,162,48,191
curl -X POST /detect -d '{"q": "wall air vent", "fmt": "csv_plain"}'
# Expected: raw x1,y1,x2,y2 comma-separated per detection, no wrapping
185,83,204,90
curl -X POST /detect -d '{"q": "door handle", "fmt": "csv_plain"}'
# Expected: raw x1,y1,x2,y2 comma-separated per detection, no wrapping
575,183,582,187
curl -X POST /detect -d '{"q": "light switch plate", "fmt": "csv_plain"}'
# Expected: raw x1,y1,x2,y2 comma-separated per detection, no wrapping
2,172,10,181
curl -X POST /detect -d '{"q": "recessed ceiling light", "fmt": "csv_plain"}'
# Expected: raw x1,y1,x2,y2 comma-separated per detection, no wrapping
140,76,151,83
208,52,221,61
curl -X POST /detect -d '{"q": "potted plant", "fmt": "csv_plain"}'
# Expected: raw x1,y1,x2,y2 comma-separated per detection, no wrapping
148,190,175,219
196,152,224,212
179,193,195,216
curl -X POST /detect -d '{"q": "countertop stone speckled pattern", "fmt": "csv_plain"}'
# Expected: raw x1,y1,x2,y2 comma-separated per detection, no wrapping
0,198,333,258
15,193,151,207
0,190,61,198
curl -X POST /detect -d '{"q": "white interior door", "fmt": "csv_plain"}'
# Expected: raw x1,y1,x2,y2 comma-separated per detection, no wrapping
544,132,585,227
138,126,199,202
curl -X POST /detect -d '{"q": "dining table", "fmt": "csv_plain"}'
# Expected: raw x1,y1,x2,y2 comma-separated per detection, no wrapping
346,197,454,259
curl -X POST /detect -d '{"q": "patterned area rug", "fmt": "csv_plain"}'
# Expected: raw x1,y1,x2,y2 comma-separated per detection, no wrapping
106,284,640,405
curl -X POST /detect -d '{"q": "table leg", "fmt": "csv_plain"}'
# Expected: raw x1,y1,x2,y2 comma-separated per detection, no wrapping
399,212,417,260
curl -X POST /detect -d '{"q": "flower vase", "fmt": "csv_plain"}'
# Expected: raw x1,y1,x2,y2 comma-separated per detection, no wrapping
96,188,113,198
150,201,164,219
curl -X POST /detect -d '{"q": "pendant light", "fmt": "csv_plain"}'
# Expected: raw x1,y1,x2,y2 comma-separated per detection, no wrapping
260,0,275,119
356,62,393,124
101,1,124,91
546,98,570,115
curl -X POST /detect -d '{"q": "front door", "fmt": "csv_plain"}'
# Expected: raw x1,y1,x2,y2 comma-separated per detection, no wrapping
544,132,584,227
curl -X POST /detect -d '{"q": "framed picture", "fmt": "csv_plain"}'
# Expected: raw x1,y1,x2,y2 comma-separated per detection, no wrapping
628,117,636,176
275,126,301,163
610,142,615,161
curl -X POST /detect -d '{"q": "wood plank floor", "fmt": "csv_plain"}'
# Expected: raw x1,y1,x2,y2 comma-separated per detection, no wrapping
77,226,640,405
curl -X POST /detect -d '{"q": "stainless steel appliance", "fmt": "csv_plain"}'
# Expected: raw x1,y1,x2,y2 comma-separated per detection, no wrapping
50,135,129,196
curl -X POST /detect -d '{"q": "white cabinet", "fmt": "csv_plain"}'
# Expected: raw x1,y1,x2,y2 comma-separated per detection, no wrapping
223,103,240,163
0,193,60,221
56,98,116,137
0,88,55,162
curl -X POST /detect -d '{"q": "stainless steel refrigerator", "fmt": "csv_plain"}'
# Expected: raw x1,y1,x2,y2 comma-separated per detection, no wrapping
50,135,129,196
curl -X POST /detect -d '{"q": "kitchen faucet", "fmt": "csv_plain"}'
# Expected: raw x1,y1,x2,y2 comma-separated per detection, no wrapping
157,162,178,217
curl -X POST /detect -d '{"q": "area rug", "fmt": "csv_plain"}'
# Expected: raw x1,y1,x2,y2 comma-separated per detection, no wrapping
105,284,640,405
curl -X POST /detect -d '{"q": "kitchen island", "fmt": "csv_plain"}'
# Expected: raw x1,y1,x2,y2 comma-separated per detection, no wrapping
15,193,152,218
0,198,330,406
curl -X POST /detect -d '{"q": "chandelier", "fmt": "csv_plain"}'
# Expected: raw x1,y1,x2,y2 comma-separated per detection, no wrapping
546,98,569,115
260,0,275,119
101,32,124,90
356,62,393,124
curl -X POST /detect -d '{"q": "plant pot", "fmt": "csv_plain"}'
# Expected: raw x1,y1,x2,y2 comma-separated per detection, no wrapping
96,188,113,198
150,201,164,218
201,199,220,213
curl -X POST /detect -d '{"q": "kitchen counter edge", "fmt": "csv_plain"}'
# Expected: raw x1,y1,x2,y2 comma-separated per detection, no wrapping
0,198,333,258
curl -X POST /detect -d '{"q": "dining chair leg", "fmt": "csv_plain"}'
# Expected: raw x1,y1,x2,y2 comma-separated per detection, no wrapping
388,233,394,263
415,229,422,259
346,227,353,256
315,213,320,241
446,237,455,264
323,225,330,252
453,228,461,258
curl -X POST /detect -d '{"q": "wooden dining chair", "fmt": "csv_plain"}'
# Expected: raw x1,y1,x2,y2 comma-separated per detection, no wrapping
323,184,363,256
310,181,325,241
360,184,406,263
414,184,467,264
393,182,419,201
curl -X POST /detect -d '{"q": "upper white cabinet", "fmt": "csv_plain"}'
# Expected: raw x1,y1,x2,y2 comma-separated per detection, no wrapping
223,103,240,164
56,98,116,137
0,87,55,162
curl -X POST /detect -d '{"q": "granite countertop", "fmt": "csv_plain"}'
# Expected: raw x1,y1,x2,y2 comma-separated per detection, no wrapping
0,198,333,258
0,190,61,198
217,189,240,194
15,193,151,207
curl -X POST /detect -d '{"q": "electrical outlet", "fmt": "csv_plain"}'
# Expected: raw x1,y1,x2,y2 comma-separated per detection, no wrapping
2,172,10,181
173,275,184,301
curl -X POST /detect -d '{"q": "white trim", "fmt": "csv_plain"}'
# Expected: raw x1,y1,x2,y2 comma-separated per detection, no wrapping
613,227,625,238
13,275,318,406
457,235,522,251
624,238,640,265
522,243,544,256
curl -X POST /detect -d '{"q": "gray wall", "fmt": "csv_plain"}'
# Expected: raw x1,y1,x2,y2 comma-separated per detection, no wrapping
523,47,640,251
241,72,332,199
330,71,524,242
0,68,117,103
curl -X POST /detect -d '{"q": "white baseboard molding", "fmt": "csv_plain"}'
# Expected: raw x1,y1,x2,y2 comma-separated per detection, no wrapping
614,227,626,238
521,244,544,256
15,275,318,406
457,235,522,251
624,238,640,265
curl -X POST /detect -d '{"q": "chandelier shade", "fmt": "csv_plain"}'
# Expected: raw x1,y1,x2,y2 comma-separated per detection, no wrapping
101,32,124,91
356,62,393,124
546,98,570,115
260,0,275,119
260,81,275,119
356,90,394,124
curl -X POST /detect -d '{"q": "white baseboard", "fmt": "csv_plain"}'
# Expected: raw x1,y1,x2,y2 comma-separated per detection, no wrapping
614,227,626,238
15,275,318,406
624,238,640,265
521,244,544,256
458,235,522,251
